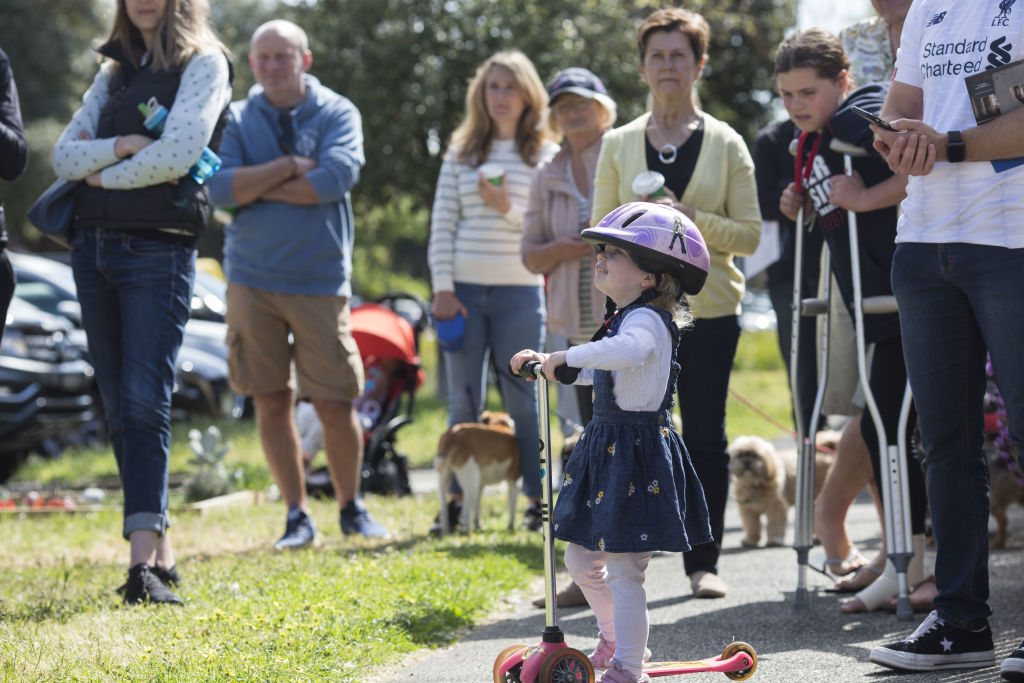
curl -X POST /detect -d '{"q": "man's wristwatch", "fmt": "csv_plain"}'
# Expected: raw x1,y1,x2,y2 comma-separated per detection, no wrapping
947,130,966,163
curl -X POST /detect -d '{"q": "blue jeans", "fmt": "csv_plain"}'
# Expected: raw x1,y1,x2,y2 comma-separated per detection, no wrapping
71,230,195,539
677,315,741,576
892,242,1024,629
446,283,545,499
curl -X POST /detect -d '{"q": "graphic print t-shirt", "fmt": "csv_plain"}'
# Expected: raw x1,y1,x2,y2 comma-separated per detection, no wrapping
894,0,1024,247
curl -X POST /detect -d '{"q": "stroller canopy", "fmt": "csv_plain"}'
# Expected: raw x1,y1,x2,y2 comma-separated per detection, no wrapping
351,303,425,389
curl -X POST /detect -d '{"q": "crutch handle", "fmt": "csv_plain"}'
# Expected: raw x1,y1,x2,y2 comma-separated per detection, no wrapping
862,295,898,315
800,298,829,316
514,360,544,379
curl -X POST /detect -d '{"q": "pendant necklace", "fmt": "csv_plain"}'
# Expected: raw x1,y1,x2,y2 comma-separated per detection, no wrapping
650,112,698,165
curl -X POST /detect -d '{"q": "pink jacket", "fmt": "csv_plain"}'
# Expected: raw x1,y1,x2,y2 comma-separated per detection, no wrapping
522,136,607,340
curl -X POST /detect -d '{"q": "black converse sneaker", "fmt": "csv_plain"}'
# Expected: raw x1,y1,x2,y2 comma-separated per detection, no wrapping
1002,637,1024,681
870,610,995,671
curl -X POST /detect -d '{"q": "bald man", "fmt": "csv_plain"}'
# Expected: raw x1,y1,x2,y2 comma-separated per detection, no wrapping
208,20,388,547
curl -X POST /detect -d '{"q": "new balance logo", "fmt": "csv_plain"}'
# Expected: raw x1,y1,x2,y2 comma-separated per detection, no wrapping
927,11,947,26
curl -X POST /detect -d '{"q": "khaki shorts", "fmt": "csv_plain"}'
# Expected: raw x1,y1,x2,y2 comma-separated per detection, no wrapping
224,282,363,401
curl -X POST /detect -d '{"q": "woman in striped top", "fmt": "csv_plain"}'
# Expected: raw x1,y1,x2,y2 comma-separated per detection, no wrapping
428,50,557,532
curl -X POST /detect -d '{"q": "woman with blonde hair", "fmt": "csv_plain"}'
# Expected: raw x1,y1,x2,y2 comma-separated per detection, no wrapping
428,50,557,533
52,0,232,604
591,7,761,600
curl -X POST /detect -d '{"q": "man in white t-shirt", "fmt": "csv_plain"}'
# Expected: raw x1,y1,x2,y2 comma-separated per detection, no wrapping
867,1,1024,676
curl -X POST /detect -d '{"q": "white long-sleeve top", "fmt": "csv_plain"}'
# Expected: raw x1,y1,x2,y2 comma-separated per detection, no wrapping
564,307,675,412
53,50,232,190
427,139,556,292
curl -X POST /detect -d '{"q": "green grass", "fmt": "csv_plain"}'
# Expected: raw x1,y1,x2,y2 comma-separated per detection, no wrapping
0,327,793,681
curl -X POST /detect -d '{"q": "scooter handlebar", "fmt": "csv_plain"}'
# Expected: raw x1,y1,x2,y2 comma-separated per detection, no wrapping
513,360,580,384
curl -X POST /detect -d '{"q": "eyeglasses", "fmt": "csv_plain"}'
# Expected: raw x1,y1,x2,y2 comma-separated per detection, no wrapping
552,98,595,115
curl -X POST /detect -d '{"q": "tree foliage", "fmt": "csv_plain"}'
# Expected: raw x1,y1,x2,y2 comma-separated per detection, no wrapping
1,0,796,293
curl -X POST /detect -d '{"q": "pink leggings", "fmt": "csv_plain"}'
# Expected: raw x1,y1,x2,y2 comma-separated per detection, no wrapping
565,543,653,676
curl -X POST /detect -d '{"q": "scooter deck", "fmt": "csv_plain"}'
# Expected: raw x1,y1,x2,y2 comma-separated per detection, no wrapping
644,651,751,676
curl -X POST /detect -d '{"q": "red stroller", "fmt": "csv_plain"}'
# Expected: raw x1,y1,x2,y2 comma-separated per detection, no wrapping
306,293,428,497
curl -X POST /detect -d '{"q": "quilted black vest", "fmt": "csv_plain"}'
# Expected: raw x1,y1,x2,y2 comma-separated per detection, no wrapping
72,43,231,237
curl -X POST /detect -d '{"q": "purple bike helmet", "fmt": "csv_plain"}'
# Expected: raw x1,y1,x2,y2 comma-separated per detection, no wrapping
582,202,710,295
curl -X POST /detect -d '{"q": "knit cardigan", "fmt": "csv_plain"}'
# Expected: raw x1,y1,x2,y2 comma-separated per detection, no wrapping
592,111,761,318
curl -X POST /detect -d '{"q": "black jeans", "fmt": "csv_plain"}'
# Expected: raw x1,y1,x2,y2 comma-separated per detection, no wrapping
678,315,741,576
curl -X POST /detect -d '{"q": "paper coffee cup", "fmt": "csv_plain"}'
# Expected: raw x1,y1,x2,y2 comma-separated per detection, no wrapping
632,170,667,199
479,162,505,186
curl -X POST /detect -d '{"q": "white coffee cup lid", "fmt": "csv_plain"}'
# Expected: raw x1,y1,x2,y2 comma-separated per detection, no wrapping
479,162,506,179
632,170,665,196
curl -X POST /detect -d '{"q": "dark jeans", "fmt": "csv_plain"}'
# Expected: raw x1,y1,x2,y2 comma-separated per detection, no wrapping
892,242,1024,629
678,315,741,576
0,249,13,340
71,230,194,539
768,279,818,433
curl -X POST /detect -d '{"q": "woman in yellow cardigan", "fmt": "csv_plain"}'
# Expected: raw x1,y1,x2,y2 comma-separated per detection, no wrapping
592,7,761,600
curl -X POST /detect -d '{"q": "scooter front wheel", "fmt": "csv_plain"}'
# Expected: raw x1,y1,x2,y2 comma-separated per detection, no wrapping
493,644,529,683
539,648,594,683
721,641,757,681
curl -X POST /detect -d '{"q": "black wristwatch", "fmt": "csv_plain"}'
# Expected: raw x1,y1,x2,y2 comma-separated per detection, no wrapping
946,130,966,163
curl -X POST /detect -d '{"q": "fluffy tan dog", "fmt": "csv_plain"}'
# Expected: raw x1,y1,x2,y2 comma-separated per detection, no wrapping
730,434,834,547
435,411,520,534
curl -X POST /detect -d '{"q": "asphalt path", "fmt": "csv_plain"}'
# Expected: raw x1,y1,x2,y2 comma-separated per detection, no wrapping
379,447,1024,682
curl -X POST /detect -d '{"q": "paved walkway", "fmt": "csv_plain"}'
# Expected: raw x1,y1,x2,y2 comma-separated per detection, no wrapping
381,450,1024,682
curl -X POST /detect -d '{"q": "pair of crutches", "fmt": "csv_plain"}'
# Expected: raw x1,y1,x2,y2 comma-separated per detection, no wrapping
788,140,917,620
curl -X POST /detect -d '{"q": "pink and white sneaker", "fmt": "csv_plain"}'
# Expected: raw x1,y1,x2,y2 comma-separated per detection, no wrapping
597,660,651,683
589,634,653,671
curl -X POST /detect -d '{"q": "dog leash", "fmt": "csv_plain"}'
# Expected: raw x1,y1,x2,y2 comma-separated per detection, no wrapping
727,387,837,456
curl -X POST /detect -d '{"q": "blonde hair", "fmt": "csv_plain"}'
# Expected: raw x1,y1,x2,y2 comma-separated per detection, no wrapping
106,0,227,71
450,50,554,167
546,95,617,139
647,272,692,328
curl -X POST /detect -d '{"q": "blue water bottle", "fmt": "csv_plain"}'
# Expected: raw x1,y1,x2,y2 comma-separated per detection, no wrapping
138,96,222,184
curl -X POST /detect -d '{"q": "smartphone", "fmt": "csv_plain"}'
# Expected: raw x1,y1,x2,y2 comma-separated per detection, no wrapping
850,105,895,131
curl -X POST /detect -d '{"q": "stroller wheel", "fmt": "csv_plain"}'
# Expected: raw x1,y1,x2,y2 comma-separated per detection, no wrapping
493,644,528,683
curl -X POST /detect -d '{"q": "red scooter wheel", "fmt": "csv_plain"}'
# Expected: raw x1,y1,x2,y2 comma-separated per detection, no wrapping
722,641,757,681
493,644,529,683
539,648,594,683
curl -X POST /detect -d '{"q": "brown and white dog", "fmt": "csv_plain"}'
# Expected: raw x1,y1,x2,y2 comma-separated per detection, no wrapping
730,434,835,547
435,411,520,534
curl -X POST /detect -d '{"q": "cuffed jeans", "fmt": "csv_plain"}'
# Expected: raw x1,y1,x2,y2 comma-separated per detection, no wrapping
445,283,545,499
677,315,741,576
892,242,1024,629
71,230,194,539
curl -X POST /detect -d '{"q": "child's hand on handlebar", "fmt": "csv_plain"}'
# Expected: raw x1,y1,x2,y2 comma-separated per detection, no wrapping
542,351,567,382
510,349,547,380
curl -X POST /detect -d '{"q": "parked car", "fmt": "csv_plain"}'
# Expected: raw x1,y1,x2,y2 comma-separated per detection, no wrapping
8,251,241,421
0,297,98,482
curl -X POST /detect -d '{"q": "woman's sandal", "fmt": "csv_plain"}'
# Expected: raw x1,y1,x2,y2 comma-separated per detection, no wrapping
828,564,883,593
823,547,869,578
882,575,936,613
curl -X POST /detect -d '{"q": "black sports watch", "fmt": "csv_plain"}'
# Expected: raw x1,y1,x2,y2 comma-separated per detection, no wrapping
947,130,966,163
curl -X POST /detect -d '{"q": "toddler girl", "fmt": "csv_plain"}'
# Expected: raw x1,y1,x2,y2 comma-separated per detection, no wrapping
511,201,712,683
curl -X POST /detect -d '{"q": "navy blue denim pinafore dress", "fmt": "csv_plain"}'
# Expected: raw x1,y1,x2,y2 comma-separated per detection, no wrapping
552,305,713,553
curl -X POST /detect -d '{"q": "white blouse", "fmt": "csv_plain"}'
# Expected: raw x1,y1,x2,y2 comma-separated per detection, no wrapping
565,307,675,412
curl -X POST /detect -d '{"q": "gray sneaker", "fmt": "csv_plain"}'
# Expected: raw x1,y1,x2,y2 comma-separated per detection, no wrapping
274,508,316,550
340,498,390,538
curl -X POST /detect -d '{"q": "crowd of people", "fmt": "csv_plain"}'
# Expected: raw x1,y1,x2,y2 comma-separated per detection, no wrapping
1,0,1021,680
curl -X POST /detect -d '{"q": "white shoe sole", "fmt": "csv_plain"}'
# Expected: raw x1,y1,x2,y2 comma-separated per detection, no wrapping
870,646,995,671
1001,656,1024,680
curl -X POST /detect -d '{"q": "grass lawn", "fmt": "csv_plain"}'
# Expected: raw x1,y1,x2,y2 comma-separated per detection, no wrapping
0,329,792,681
